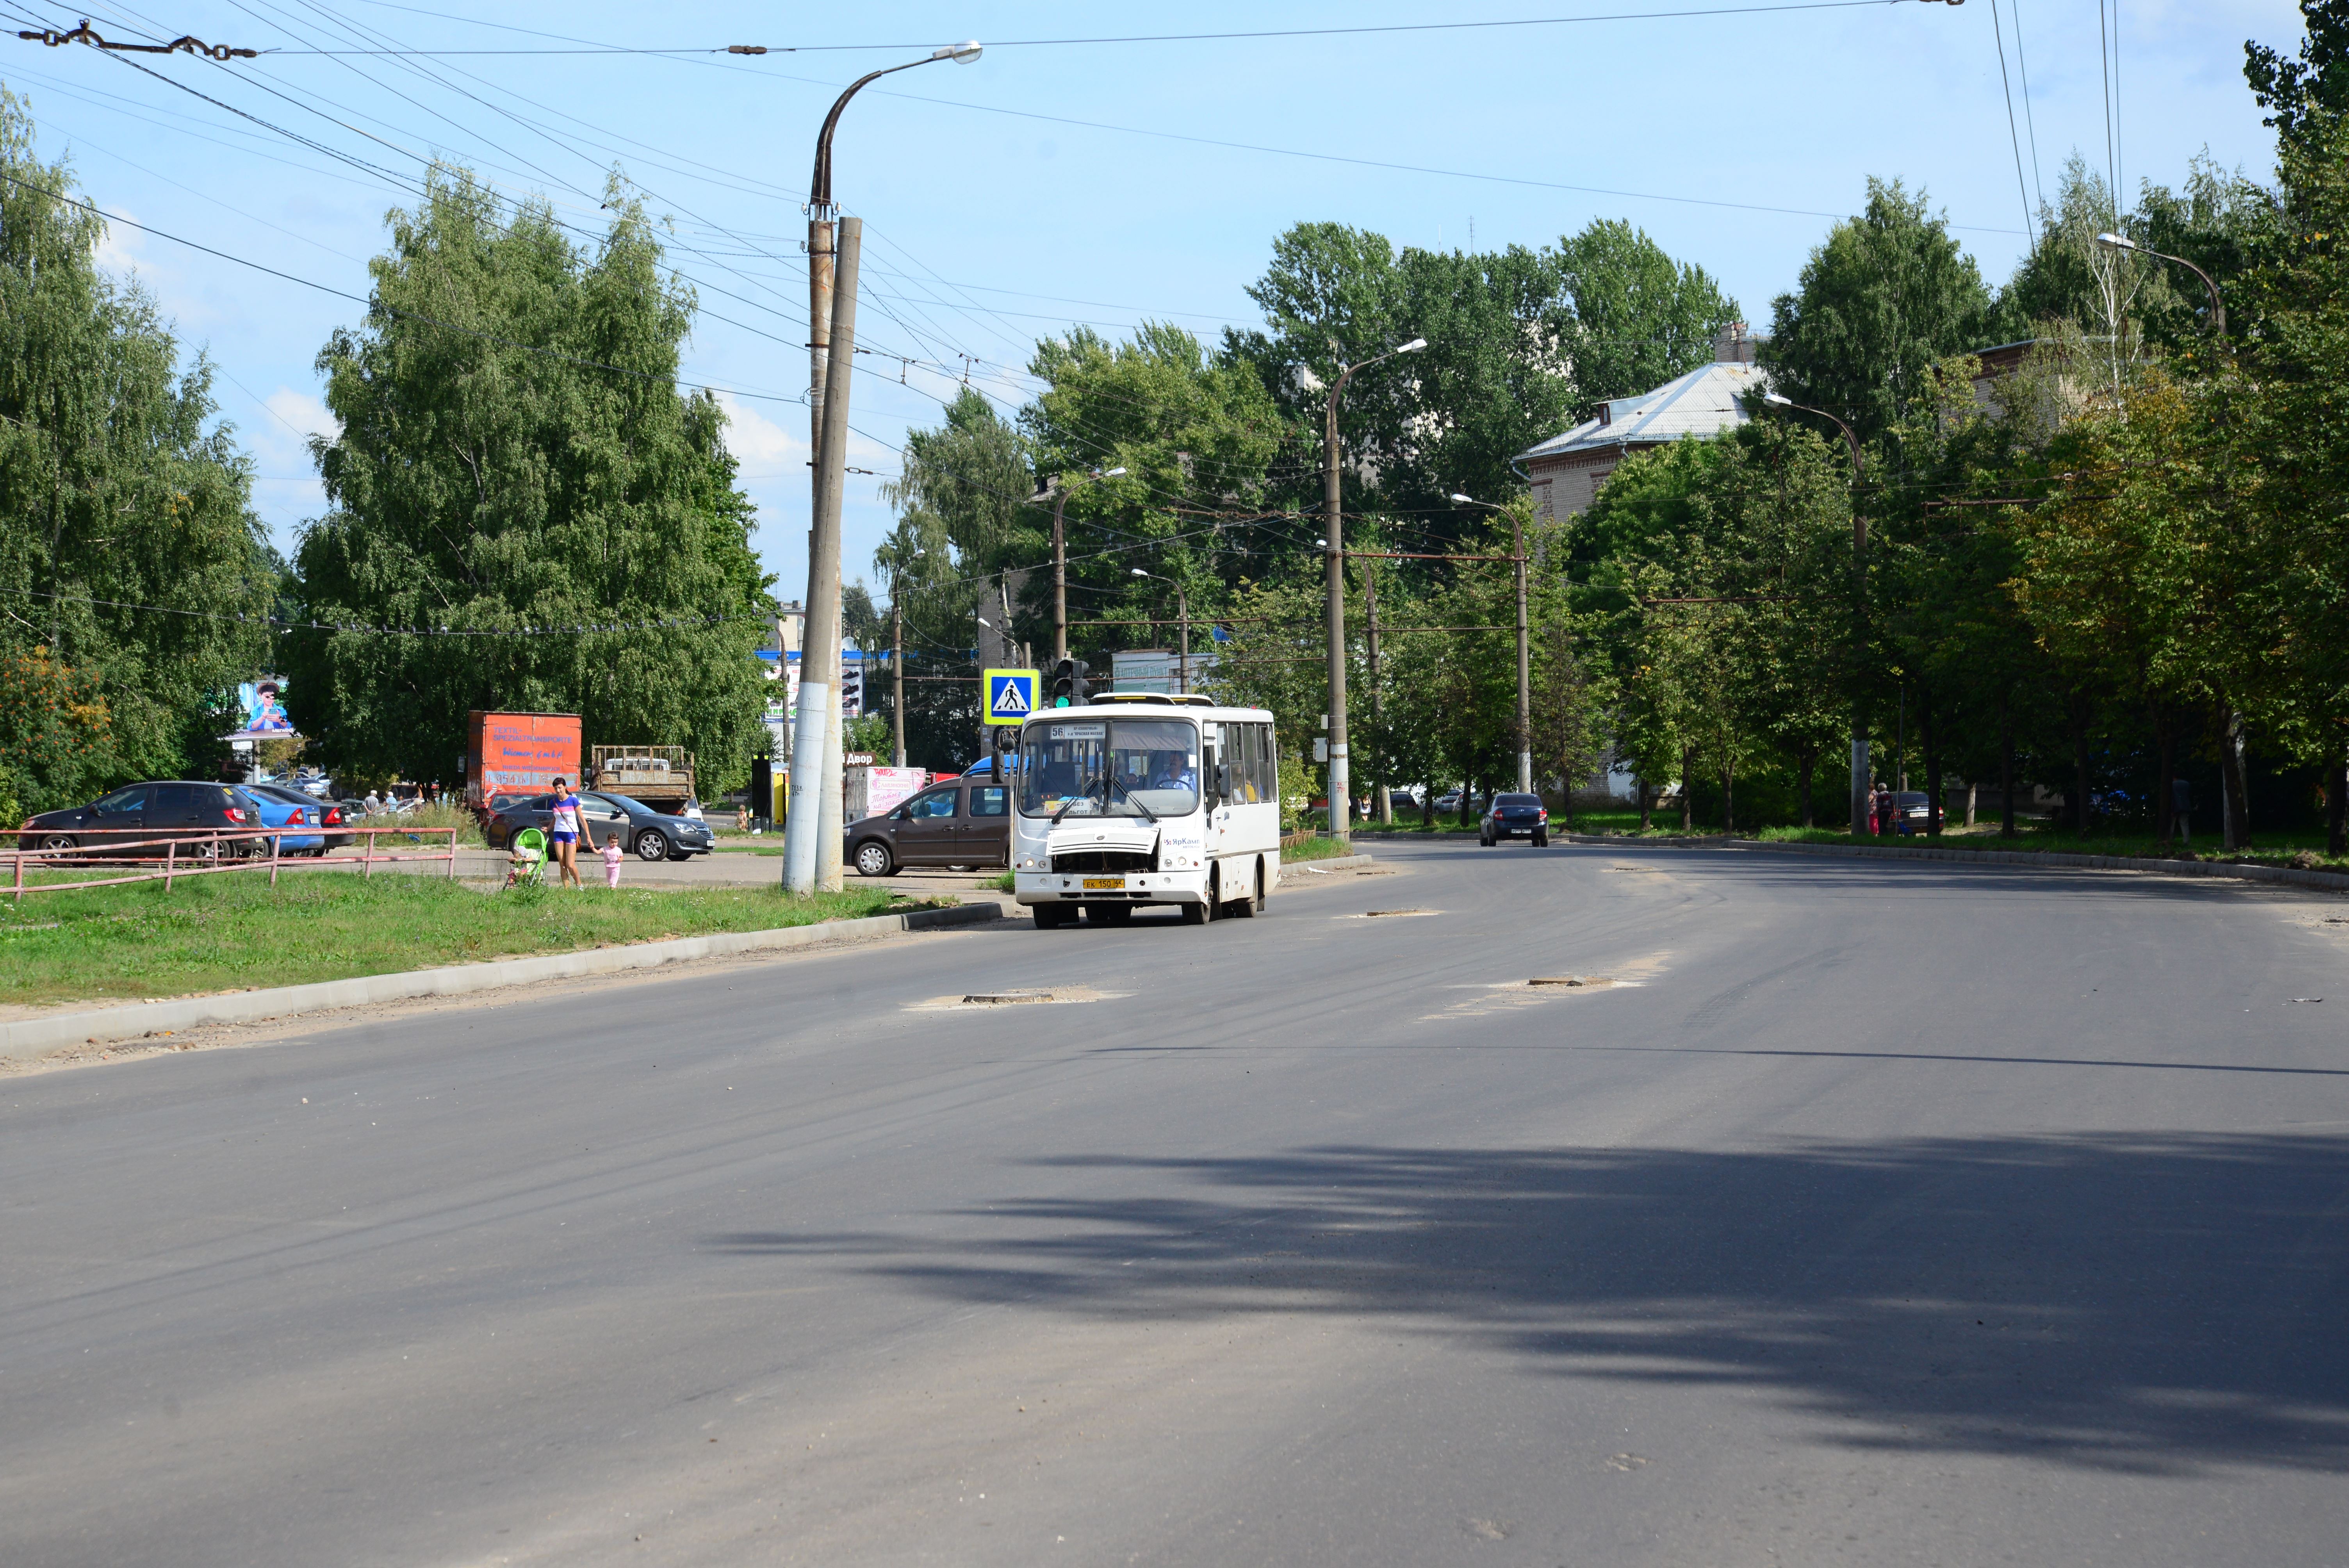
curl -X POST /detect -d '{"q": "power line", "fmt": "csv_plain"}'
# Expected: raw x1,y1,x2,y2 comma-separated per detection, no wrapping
2010,0,2044,215
1986,0,2033,239
96,1,1941,56
0,166,814,409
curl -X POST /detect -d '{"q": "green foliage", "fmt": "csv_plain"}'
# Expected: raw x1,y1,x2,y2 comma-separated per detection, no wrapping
0,644,107,819
884,388,1036,572
287,169,770,794
2245,0,2349,148
0,87,272,808
1761,178,1998,446
1554,217,1743,417
1228,218,1735,540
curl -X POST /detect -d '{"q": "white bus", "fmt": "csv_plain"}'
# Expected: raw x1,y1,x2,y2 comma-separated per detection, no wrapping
1012,693,1280,928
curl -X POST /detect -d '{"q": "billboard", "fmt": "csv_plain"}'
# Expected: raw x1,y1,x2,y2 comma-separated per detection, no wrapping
230,677,296,737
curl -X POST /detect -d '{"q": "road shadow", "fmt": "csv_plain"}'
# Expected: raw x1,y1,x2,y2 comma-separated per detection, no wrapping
709,1133,2349,1474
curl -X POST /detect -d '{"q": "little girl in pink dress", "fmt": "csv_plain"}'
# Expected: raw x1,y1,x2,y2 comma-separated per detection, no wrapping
601,838,624,888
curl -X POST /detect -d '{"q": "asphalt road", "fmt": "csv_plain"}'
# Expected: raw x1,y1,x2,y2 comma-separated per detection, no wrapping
5,839,2347,1566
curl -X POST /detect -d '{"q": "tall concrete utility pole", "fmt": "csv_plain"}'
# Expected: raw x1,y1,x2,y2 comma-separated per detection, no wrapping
1764,393,1870,838
1051,486,1071,662
783,40,982,893
1451,492,1533,796
786,216,862,891
889,580,906,768
1513,509,1532,795
1363,556,1389,824
1036,465,1123,662
1323,338,1426,844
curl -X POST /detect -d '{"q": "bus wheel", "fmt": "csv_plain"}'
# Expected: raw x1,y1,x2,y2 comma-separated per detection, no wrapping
1230,864,1261,918
1181,901,1208,925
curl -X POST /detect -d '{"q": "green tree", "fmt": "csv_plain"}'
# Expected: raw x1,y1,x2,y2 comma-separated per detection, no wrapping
2246,0,2349,149
1761,178,1998,446
1554,217,1742,416
287,169,769,793
0,86,271,809
1227,219,1734,546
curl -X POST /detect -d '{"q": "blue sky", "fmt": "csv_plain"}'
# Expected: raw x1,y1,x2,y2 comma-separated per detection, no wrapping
0,0,2301,607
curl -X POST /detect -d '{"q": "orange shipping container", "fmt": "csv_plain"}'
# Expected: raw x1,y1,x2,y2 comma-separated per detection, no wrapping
467,711,581,807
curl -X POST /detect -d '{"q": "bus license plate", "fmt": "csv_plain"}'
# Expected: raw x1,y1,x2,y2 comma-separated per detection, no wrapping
1082,877,1125,890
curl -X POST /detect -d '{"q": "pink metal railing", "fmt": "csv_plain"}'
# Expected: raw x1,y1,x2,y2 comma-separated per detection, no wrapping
6,823,460,901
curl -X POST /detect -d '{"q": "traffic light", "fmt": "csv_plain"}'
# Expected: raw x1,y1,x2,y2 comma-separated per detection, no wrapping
1049,657,1091,707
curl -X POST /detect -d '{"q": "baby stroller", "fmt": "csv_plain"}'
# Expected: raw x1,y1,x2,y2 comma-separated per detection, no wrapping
504,826,548,888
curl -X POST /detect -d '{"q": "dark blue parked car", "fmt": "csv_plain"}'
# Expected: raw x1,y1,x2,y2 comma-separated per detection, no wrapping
1479,792,1551,847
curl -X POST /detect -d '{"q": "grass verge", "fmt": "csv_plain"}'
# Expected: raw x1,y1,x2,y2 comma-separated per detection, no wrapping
0,875,923,1009
1281,836,1356,862
1749,823,2349,871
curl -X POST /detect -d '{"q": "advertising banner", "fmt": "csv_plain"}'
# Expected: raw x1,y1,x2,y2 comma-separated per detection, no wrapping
229,677,296,737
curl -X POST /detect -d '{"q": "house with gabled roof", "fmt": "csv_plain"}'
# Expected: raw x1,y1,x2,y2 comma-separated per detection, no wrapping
1516,324,1763,519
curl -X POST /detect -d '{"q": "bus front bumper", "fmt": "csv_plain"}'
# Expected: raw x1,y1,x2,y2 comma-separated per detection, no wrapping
1015,869,1207,905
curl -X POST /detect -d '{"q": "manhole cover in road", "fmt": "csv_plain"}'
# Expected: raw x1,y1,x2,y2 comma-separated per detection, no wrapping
962,989,1053,1004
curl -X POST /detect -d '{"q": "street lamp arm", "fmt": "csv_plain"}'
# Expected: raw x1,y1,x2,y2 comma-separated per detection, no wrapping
2096,231,2227,339
811,43,980,210
1762,392,1862,484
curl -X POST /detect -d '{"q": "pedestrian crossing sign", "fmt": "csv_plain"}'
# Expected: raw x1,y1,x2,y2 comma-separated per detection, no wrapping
984,668,1039,726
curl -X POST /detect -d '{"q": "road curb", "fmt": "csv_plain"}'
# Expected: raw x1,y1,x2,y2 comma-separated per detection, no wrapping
0,901,1003,1062
1559,832,2349,896
1278,853,1377,878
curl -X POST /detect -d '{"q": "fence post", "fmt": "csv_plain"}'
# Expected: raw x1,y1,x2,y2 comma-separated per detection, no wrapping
445,826,457,880
270,825,281,888
165,837,176,891
11,842,20,903
363,828,374,878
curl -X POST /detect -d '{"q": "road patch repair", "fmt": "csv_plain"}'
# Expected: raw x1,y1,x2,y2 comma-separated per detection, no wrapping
910,985,1114,1012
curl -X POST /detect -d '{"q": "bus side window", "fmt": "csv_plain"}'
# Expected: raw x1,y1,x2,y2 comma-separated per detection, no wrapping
1257,723,1276,800
1243,723,1263,802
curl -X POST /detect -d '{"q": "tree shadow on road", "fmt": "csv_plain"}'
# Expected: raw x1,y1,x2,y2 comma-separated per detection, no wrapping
709,1133,2349,1475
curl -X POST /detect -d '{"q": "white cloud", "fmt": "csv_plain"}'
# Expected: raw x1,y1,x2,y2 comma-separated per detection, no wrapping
239,386,337,475
715,391,806,474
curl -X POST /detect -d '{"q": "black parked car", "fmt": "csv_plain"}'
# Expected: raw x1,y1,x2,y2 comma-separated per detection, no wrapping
485,789,714,861
18,780,266,861
1479,792,1551,847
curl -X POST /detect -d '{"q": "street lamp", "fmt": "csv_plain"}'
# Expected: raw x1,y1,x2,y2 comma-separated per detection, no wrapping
784,39,981,895
1032,466,1126,661
1130,568,1190,695
1324,337,1428,842
1761,391,1873,838
2096,231,2227,337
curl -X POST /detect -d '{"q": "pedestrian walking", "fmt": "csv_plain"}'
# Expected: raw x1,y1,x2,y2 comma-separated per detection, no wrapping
601,836,624,889
1872,784,1892,837
547,775,586,889
364,788,382,816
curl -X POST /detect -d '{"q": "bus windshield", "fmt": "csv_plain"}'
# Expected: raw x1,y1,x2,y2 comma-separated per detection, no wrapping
1019,717,1199,819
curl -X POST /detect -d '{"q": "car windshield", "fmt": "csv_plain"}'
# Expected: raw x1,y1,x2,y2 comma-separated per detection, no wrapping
1018,718,1199,818
1895,792,1930,807
1495,794,1540,808
592,792,648,814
